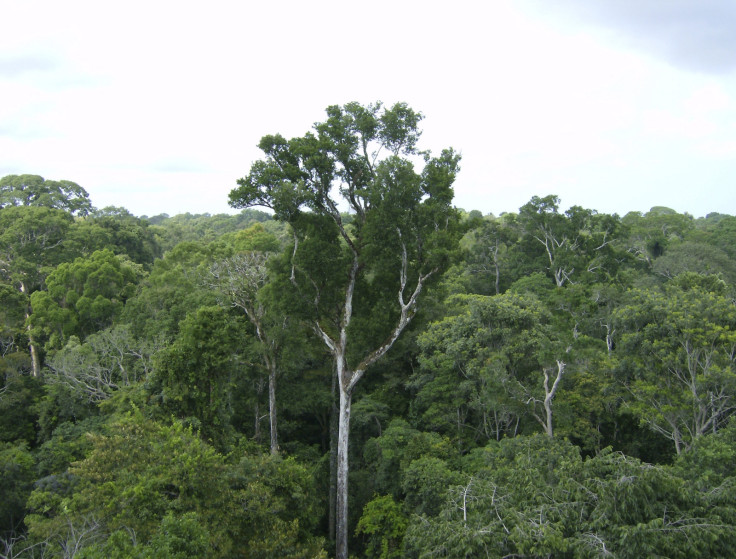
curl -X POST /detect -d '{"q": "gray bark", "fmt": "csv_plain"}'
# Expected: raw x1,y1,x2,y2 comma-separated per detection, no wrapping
335,383,352,559
20,282,40,377
328,369,338,544
320,237,433,559
268,360,278,454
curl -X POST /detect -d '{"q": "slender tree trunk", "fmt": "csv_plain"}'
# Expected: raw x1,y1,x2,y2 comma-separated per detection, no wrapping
268,363,278,454
605,323,614,354
328,369,338,546
20,282,40,377
28,329,40,377
335,384,352,559
253,377,266,443
542,360,566,438
544,398,554,438
256,326,279,454
253,399,261,442
493,246,501,295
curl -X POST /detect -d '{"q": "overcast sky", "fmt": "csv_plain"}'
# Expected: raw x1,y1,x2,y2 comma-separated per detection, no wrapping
2,1,735,218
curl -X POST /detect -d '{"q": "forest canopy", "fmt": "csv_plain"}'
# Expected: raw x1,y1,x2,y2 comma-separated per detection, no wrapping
2,105,736,558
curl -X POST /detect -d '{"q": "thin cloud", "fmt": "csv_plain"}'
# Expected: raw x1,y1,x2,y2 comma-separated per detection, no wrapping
524,0,736,74
2,1,735,218
0,53,58,78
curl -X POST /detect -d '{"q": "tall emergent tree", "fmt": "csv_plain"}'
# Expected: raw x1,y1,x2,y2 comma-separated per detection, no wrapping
229,102,461,558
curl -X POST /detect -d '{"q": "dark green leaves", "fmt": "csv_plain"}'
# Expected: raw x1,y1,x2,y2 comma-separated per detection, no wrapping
0,174,92,216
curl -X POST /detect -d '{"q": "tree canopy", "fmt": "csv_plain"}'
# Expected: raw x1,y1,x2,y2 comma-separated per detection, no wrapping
0,175,92,216
2,112,736,558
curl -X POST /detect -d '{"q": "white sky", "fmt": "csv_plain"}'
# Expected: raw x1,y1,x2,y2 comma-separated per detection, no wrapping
2,0,735,218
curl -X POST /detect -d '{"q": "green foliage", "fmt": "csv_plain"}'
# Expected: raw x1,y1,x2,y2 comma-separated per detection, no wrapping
4,170,736,558
0,282,27,331
401,456,459,517
404,435,736,558
30,249,144,350
225,222,282,253
76,512,212,559
622,208,694,265
152,305,241,449
673,418,736,489
517,195,626,287
230,102,463,558
66,206,162,267
35,416,107,477
703,215,736,260
21,405,326,557
0,442,35,537
0,206,73,292
121,240,221,340
355,494,408,559
148,209,277,253
25,412,227,553
652,240,736,285
230,101,462,357
614,275,736,453
0,368,40,444
0,174,92,216
462,215,520,295
412,292,557,446
362,419,456,500
224,451,326,558
34,383,99,443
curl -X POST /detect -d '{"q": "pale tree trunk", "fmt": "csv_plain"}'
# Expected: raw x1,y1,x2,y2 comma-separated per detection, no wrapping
315,235,433,559
674,429,682,455
492,244,501,295
19,282,41,377
320,255,359,559
527,360,566,438
247,318,280,453
253,376,267,443
328,369,338,546
261,350,279,454
335,380,352,559
252,322,280,454
605,323,615,354
542,360,566,437
534,233,574,287
28,331,41,378
268,363,278,454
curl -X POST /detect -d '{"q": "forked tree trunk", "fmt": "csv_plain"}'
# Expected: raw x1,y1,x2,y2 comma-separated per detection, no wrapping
312,232,433,559
542,360,566,438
